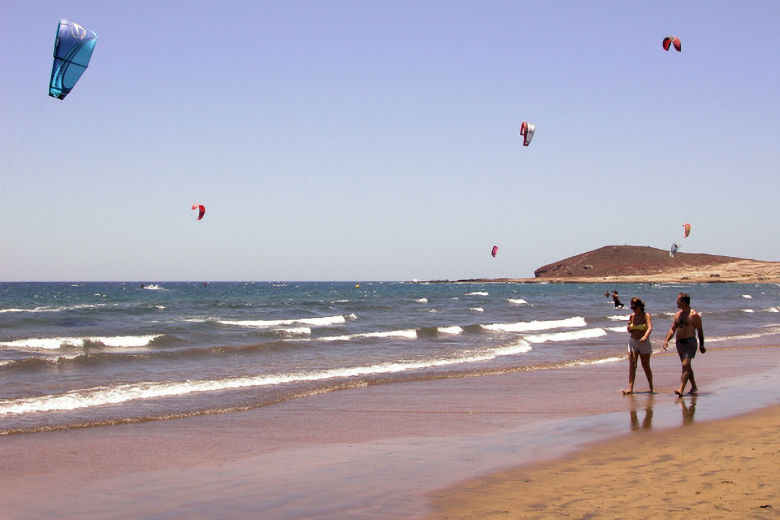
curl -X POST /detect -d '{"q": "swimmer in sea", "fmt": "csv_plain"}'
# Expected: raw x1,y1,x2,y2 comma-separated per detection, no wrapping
612,290,624,309
623,297,653,395
662,292,705,396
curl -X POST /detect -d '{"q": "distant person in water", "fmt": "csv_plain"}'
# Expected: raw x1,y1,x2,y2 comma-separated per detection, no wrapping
623,297,653,394
612,290,624,309
663,292,705,396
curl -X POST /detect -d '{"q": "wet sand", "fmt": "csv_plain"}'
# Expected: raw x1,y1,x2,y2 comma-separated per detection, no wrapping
427,404,780,519
1,345,778,519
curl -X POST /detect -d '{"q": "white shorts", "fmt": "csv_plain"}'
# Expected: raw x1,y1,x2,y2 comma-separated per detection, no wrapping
628,337,652,355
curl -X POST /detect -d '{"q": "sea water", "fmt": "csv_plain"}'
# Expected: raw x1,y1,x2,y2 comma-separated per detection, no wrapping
1,281,778,434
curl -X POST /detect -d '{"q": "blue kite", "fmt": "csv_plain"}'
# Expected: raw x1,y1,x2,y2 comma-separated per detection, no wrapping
49,19,97,99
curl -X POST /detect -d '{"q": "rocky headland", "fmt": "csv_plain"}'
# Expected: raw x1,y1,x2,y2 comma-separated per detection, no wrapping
452,245,780,284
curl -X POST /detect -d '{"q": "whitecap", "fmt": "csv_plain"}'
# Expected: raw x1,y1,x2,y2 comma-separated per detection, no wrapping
524,327,607,344
483,316,586,333
219,315,348,329
438,326,463,335
0,346,534,416
0,334,162,350
320,329,419,342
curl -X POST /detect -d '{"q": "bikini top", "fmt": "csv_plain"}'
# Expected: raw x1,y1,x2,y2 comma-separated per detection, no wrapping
629,323,648,332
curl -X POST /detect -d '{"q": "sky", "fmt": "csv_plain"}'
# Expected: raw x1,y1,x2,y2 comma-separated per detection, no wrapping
1,1,778,281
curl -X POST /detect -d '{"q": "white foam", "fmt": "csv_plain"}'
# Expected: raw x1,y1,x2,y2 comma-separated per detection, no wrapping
469,307,484,312
320,329,419,342
0,335,162,350
218,315,348,329
741,294,752,299
524,328,607,344
464,292,489,296
562,356,623,367
0,303,103,314
507,298,527,305
414,298,429,303
741,309,755,313
489,340,533,357
765,307,779,313
607,314,630,321
0,339,539,416
143,284,165,291
0,345,530,416
708,332,769,342
438,326,463,335
607,326,627,333
483,316,586,333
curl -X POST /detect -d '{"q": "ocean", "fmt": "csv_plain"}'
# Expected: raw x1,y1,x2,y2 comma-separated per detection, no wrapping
1,281,778,435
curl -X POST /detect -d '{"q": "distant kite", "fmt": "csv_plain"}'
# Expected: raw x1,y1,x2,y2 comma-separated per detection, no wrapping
662,36,681,52
683,223,691,238
191,203,205,220
670,242,680,257
49,19,97,99
491,245,499,258
520,122,535,147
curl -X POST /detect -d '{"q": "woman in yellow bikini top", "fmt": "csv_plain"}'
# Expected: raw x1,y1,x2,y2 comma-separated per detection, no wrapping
628,305,651,341
623,297,654,395
629,322,648,333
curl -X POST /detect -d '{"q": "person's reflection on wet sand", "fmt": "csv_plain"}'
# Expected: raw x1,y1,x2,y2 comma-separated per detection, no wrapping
628,395,654,431
679,394,697,425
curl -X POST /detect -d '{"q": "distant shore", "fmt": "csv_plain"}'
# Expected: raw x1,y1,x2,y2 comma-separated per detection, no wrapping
428,259,780,284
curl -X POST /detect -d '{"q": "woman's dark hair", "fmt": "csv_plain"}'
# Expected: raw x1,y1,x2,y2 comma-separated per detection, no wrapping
630,297,645,311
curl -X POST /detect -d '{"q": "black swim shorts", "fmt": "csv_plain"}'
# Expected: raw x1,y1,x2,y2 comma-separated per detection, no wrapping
676,336,698,360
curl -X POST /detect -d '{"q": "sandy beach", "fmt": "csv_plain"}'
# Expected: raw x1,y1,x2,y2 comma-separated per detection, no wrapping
429,406,780,520
427,403,780,519
1,344,779,519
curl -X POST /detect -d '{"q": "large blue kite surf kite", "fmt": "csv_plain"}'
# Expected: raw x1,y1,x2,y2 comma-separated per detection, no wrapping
49,19,97,100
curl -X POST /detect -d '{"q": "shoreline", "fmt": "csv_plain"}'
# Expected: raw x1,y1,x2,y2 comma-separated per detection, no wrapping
425,275,780,284
427,403,780,519
0,344,778,519
424,259,780,284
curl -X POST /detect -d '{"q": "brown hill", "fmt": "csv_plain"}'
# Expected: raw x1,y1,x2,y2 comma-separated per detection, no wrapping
532,245,780,283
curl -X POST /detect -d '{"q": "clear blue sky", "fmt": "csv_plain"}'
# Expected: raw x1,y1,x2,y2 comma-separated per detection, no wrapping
1,1,778,281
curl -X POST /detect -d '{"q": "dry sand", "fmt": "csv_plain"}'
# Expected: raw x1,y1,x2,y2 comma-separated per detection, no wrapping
427,404,780,519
